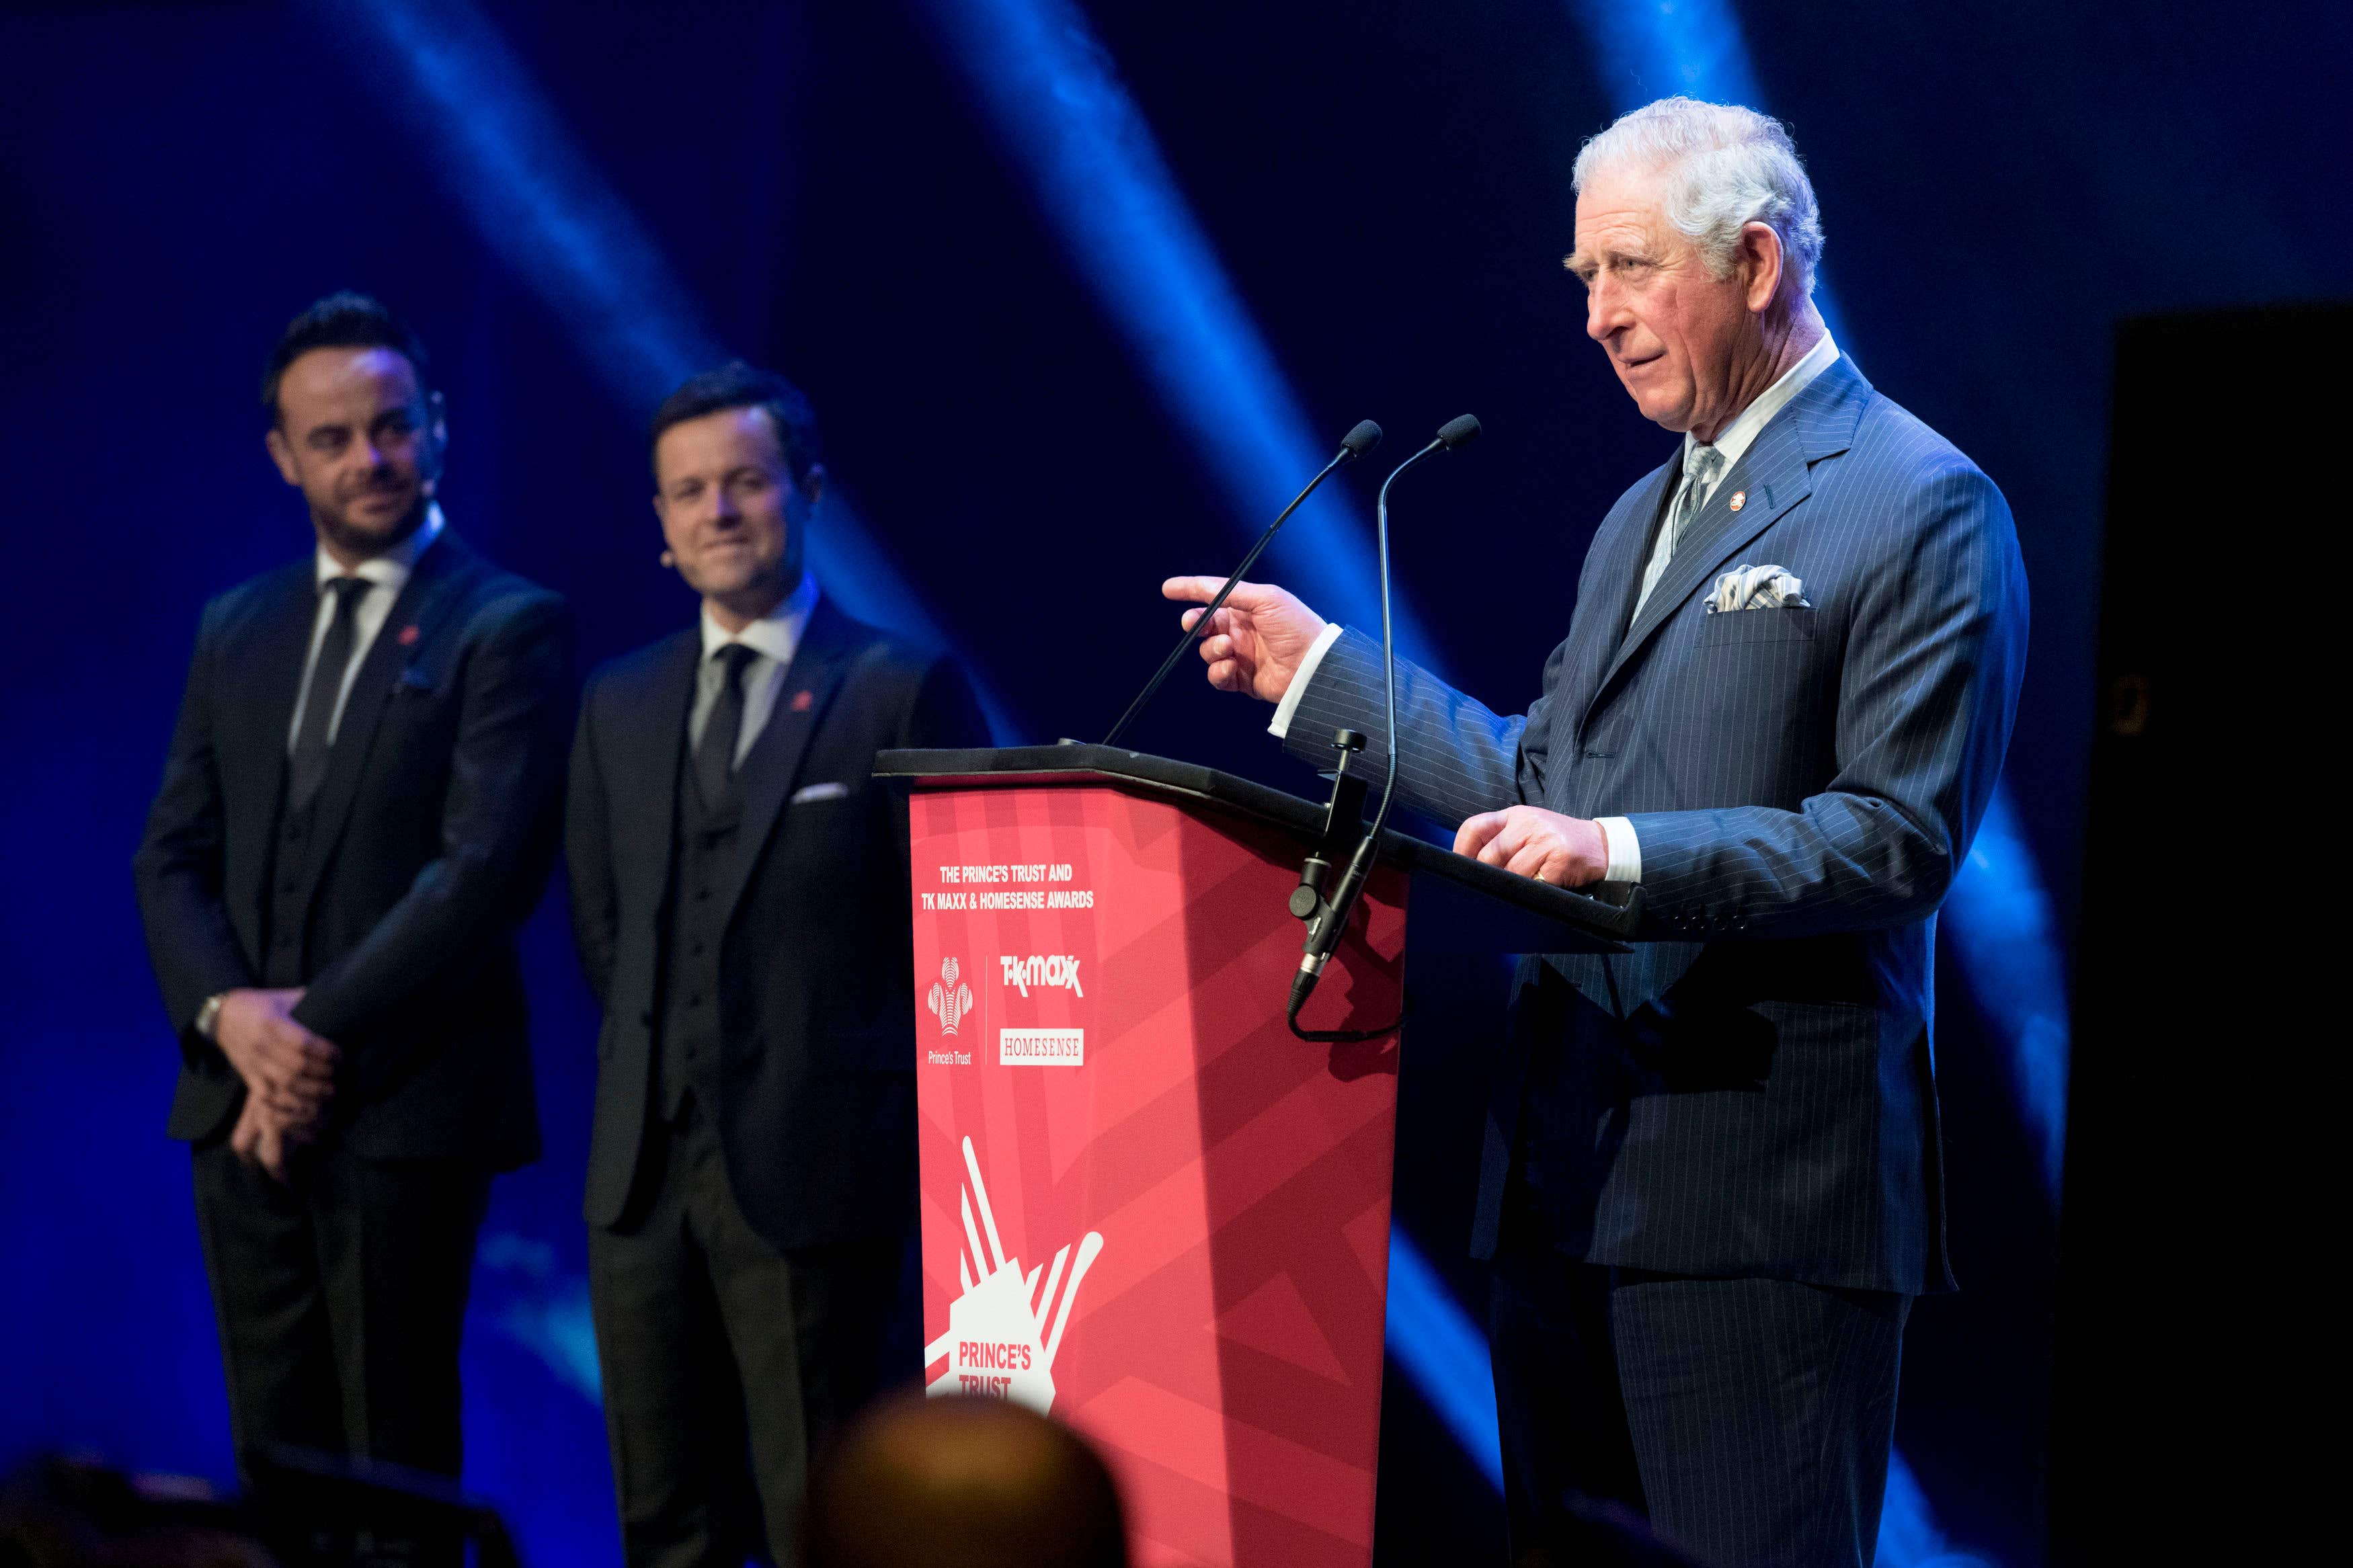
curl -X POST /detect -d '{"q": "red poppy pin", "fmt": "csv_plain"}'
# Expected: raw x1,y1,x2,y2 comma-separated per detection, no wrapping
1728,491,1747,513
397,624,421,647
790,689,815,713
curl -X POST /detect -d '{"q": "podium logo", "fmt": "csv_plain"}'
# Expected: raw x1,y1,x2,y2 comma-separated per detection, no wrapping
924,1135,1103,1415
1001,954,1084,998
1000,1029,1084,1067
928,957,974,1036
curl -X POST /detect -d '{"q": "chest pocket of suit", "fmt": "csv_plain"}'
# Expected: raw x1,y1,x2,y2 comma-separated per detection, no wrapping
1683,605,1837,802
1695,605,1818,647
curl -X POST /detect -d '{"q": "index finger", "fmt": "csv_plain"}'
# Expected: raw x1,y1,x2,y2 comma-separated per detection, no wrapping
1162,575,1232,605
1454,811,1509,857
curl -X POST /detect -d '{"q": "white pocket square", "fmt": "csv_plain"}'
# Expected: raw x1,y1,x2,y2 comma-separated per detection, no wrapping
790,782,851,804
1706,564,1810,613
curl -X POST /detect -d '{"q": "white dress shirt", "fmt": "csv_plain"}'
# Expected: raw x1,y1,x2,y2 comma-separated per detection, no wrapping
691,572,821,766
286,503,445,750
1273,335,1843,886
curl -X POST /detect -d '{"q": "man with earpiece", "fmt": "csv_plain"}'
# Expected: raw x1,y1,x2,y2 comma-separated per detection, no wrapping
134,293,572,1503
564,362,989,1568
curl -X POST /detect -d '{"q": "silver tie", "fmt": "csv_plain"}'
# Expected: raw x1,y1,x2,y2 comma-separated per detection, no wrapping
1671,444,1726,556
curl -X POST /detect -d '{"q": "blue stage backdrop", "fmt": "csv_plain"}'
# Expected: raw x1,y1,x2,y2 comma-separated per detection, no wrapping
2,4,2342,1565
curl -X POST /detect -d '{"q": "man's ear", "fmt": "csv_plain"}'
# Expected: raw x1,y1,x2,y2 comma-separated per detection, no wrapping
652,493,685,573
796,462,826,509
264,425,301,488
1740,221,1786,316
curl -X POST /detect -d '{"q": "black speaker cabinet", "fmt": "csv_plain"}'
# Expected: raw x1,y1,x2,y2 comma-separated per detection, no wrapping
2046,304,2343,1563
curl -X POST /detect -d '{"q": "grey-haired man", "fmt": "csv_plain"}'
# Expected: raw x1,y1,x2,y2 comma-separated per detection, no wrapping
1166,99,2027,1567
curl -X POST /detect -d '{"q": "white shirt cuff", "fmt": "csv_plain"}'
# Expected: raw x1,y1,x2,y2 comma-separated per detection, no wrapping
1595,816,1642,884
1267,621,1344,740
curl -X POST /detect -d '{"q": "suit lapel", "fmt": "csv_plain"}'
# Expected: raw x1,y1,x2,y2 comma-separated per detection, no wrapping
1580,357,1870,733
221,562,321,917
721,601,864,927
1556,459,1677,741
296,532,476,893
604,630,701,927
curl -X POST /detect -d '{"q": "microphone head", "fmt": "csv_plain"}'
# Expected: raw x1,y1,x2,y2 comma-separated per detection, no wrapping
1435,414,1482,451
1339,419,1383,460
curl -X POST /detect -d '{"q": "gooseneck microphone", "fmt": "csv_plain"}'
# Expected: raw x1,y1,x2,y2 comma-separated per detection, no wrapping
1289,414,1482,1038
1101,420,1382,748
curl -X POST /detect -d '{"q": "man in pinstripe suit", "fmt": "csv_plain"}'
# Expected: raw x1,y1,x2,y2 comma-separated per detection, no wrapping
1166,98,2027,1566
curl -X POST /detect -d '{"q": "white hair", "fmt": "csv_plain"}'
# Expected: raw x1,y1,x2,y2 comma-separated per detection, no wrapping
1572,97,1825,300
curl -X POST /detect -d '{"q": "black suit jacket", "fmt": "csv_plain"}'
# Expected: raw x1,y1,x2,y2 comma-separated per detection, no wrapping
134,530,571,1169
567,600,988,1253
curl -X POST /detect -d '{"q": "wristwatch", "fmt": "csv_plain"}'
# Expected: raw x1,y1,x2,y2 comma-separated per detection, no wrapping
194,992,228,1040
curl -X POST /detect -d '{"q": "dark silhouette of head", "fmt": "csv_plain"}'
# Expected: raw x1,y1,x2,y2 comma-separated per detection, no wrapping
804,1396,1127,1568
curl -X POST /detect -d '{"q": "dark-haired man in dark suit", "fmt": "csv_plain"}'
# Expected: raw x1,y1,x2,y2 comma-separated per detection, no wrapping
567,364,988,1567
134,294,571,1489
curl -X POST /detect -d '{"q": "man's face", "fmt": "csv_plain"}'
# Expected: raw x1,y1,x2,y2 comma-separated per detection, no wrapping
265,347,442,559
1567,165,1759,437
653,405,815,606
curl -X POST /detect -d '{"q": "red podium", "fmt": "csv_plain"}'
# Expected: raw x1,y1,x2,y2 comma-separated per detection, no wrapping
875,745,1634,1567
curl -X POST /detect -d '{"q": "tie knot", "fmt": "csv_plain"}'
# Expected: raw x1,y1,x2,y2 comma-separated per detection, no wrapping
323,576,370,613
1687,445,1724,489
713,643,758,685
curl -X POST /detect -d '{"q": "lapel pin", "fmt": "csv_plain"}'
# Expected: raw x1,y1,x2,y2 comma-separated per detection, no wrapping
791,689,815,713
1728,490,1747,513
397,624,421,647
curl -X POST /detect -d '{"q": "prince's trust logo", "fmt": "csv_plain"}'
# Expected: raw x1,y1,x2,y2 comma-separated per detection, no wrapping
927,957,973,1036
924,1136,1104,1414
1000,954,1084,998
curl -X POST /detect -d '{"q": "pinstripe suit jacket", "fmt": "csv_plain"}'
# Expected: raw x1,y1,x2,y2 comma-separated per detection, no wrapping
1285,357,2026,1293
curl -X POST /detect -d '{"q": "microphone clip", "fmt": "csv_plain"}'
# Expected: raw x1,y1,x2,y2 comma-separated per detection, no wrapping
1289,727,1369,950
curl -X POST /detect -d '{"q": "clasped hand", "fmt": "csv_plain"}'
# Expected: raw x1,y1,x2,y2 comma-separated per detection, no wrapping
1455,807,1609,889
214,987,338,1181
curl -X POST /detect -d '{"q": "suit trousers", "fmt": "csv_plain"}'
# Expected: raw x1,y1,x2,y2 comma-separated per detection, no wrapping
1488,1198,1910,1568
190,1137,493,1481
588,1094,916,1568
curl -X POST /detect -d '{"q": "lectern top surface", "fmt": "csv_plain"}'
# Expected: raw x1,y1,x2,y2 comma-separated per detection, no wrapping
875,744,1636,953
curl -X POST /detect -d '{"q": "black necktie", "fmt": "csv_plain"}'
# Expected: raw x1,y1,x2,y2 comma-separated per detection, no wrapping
290,577,371,812
695,644,759,809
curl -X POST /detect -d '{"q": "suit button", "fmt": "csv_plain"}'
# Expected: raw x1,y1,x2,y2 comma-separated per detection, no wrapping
690,942,705,957
639,1011,654,1027
688,994,703,1008
695,888,711,903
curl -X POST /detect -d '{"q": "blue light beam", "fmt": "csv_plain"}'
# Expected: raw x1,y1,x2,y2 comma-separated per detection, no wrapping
909,0,1431,657
1942,788,2070,1194
1384,1223,1506,1490
322,0,1014,736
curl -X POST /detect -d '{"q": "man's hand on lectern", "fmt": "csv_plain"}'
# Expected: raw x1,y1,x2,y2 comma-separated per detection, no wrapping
1162,577,1327,703
1455,805,1610,890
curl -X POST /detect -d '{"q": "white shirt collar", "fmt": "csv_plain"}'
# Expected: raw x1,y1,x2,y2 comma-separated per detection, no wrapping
315,501,444,591
1683,334,1841,477
700,571,820,667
